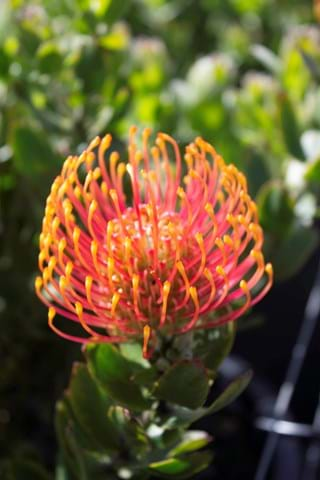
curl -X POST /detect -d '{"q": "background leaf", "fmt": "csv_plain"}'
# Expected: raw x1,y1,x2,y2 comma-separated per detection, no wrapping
12,127,61,177
270,225,319,281
257,181,295,238
279,94,305,160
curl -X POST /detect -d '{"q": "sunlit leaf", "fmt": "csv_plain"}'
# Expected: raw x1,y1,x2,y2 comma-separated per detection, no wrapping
168,431,212,457
305,158,320,183
149,451,213,479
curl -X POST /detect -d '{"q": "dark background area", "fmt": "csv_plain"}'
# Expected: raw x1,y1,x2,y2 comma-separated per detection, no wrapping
236,247,320,425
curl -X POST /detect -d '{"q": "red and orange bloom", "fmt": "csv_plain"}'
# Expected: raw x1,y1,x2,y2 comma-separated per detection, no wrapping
35,127,272,357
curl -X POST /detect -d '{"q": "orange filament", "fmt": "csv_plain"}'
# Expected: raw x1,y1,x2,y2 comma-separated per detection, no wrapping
176,260,190,302
181,286,200,332
215,265,229,307
35,276,43,293
48,307,57,332
111,292,120,317
38,251,46,271
160,281,171,326
91,240,102,277
109,189,126,233
216,265,226,277
195,232,206,270
265,263,273,279
85,276,93,304
177,187,192,223
58,238,67,267
132,274,140,316
251,249,264,270
202,268,216,308
65,261,73,280
143,324,151,359
106,221,114,253
239,280,251,311
205,203,218,239
215,237,227,267
73,227,90,270
74,302,100,339
107,257,115,286
124,237,133,275
88,200,98,240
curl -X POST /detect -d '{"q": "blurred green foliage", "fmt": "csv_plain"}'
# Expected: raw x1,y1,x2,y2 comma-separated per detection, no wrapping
0,0,319,477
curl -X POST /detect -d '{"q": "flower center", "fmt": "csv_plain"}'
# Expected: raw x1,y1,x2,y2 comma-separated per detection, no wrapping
109,205,185,271
103,205,192,335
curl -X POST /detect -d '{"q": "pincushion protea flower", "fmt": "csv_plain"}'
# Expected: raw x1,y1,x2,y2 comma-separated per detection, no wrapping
35,127,272,358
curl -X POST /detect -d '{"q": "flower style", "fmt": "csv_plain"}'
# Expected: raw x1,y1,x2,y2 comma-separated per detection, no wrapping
35,127,273,357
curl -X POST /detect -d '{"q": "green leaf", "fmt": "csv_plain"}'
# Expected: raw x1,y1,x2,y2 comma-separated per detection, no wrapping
257,181,294,238
91,0,129,23
4,36,19,57
168,431,212,457
85,344,152,411
171,370,253,426
305,158,320,183
243,150,271,198
55,460,71,480
99,28,129,51
0,47,10,77
271,225,319,281
193,322,236,373
200,370,253,416
1,459,52,480
119,342,150,368
149,458,191,475
67,363,120,451
119,343,157,385
251,44,282,74
161,429,183,450
154,360,209,409
300,50,320,83
108,406,150,456
132,367,158,386
279,94,305,160
149,451,213,479
55,401,87,480
37,42,63,74
55,403,115,480
12,127,60,177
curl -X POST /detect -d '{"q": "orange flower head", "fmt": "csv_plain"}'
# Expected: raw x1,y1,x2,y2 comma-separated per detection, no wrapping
35,128,273,358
